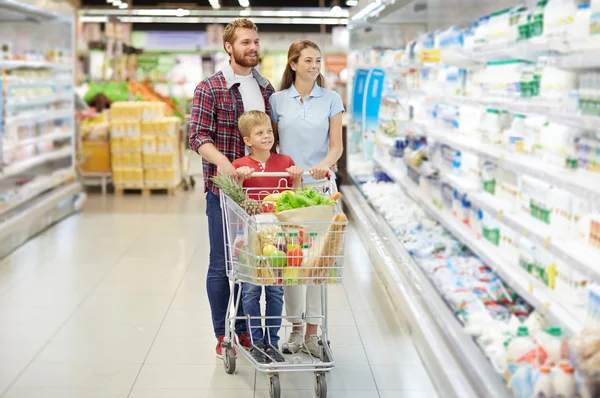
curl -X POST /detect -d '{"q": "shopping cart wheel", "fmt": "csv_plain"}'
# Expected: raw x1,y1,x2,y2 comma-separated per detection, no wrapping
223,347,236,374
269,374,280,398
319,339,332,363
315,373,327,398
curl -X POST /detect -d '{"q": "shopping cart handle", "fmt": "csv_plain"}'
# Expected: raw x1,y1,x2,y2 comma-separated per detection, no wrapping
249,171,332,179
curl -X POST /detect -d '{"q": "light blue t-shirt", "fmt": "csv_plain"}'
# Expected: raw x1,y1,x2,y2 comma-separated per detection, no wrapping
269,83,345,183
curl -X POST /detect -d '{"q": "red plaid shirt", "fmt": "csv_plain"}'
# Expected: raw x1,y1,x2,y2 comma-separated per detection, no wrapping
189,64,275,194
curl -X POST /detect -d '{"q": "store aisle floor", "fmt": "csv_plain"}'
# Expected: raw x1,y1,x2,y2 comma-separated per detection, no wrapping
0,189,438,398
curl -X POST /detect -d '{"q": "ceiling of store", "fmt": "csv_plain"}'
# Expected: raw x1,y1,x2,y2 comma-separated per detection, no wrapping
81,0,346,8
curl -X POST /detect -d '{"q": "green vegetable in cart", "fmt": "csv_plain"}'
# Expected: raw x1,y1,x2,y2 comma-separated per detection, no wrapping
275,186,335,212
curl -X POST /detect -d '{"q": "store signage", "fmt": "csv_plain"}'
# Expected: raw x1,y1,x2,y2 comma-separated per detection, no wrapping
324,54,347,75
362,68,384,161
350,68,369,155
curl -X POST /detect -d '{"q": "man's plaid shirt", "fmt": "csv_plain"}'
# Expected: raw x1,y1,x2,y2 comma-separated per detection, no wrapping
189,63,275,194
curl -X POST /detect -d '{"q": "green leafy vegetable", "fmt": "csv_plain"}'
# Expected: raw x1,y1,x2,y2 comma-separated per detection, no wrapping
275,187,335,212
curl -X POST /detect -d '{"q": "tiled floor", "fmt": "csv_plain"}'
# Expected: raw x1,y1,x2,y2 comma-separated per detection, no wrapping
0,188,437,398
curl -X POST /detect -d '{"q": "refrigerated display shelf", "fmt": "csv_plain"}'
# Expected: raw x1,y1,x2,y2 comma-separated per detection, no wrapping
373,157,586,336
2,146,73,179
5,79,73,88
413,122,600,202
469,190,600,285
0,60,72,71
342,182,509,398
5,93,73,108
0,169,75,220
0,181,82,259
3,130,72,151
5,109,72,126
437,94,600,132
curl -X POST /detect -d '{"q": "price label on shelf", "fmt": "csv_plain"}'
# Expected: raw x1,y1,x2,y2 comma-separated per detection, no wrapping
419,50,440,64
496,209,504,220
544,236,552,250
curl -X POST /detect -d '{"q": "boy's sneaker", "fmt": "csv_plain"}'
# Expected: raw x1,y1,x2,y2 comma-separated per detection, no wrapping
282,331,303,354
302,334,322,358
265,345,286,363
250,342,268,364
237,332,252,349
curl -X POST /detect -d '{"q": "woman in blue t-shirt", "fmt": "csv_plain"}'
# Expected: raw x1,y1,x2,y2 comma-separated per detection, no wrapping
269,40,344,357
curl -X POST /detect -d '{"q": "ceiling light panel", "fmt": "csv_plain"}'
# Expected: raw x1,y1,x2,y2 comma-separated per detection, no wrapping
78,15,348,25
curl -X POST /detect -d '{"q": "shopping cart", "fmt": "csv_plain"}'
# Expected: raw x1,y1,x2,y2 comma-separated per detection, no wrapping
219,172,348,398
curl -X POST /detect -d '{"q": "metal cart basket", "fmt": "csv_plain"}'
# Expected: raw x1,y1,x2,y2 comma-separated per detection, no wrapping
219,172,348,398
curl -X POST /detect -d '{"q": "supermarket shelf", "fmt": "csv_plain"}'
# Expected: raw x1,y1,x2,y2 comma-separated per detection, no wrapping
470,191,600,286
0,182,83,259
438,94,600,131
5,109,72,126
2,147,73,179
3,131,73,152
422,123,600,202
374,157,585,336
0,60,72,71
6,79,73,88
343,182,510,398
0,0,72,23
0,170,76,220
5,93,73,108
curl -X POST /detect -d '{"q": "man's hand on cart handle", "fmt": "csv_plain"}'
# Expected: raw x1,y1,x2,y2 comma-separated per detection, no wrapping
235,166,255,181
217,162,238,179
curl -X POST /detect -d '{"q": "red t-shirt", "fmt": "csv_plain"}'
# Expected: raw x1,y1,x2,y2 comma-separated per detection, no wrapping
232,153,296,199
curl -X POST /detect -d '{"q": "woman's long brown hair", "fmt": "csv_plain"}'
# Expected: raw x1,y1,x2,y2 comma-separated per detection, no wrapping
279,40,325,91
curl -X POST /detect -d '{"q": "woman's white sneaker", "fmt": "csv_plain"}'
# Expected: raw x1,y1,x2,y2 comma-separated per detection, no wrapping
282,331,304,354
302,334,322,358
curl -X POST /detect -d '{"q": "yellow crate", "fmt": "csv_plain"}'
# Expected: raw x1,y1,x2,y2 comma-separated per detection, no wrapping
131,153,143,167
111,153,122,168
112,168,123,184
142,136,157,153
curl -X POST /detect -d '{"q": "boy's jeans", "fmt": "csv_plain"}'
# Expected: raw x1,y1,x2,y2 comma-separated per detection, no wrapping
242,283,284,346
206,191,246,338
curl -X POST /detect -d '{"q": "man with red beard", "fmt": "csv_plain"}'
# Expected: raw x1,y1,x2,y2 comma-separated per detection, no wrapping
189,19,275,358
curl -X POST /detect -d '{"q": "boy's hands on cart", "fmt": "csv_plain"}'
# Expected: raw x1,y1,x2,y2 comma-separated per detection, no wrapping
235,166,255,184
286,166,304,187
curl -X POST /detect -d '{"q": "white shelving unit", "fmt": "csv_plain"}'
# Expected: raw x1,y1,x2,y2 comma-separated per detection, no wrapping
374,156,586,336
342,183,511,398
0,0,82,259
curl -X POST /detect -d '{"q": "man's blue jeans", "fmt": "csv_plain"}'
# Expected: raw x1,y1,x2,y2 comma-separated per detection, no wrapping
242,283,284,346
206,191,246,338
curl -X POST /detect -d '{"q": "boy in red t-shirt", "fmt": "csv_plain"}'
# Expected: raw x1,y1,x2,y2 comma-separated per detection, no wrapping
233,110,303,198
232,110,303,363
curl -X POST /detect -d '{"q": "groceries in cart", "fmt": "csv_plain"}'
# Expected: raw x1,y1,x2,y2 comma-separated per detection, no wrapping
213,171,347,286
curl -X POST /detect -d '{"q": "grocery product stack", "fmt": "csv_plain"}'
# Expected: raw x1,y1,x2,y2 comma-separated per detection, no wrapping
110,101,182,195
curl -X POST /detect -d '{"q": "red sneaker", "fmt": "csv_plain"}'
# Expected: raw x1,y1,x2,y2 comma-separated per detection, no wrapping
216,335,225,359
238,332,252,349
